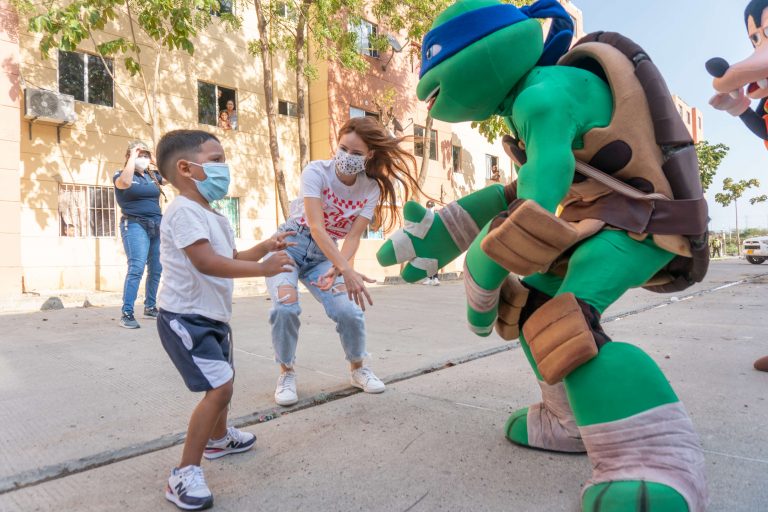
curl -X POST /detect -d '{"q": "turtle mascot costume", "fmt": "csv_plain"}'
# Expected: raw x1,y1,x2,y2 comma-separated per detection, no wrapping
377,0,710,510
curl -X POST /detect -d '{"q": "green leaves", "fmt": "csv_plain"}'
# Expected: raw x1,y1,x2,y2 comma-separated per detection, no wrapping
21,0,231,73
470,116,509,144
695,140,729,193
715,177,762,207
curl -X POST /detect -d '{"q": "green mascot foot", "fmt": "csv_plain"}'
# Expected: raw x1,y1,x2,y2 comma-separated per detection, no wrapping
504,382,586,453
582,481,688,512
504,407,530,446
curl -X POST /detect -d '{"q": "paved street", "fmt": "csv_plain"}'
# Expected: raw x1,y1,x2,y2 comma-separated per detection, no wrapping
0,260,767,511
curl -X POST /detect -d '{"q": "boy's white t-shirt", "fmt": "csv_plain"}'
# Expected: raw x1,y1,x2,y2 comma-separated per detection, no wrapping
158,196,236,323
288,159,380,239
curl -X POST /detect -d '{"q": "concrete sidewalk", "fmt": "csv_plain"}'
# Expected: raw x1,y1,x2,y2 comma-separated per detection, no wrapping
0,261,767,510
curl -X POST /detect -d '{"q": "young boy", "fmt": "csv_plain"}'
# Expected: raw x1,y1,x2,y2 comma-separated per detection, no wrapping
155,130,295,510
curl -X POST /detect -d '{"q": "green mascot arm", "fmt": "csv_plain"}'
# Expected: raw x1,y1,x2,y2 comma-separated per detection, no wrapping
376,184,508,283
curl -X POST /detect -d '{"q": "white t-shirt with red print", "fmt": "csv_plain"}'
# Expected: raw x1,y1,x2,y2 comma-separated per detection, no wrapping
288,159,380,240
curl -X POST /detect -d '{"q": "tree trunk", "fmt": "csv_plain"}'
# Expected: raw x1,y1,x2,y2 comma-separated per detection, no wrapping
296,0,312,170
254,0,290,220
416,114,433,202
150,51,161,145
735,200,740,256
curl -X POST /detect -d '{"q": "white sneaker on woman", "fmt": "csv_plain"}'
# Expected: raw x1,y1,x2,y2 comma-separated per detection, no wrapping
275,371,298,406
351,367,386,393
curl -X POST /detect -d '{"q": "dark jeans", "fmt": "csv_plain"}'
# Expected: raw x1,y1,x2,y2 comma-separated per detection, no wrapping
120,218,162,315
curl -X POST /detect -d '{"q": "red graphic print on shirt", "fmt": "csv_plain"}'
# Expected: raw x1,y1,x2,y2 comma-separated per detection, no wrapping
299,188,369,239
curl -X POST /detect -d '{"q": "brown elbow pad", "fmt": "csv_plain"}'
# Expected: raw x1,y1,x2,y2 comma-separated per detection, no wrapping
495,277,530,341
480,199,578,276
522,293,600,385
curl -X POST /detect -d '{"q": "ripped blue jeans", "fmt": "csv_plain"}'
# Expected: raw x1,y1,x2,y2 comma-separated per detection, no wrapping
264,223,367,366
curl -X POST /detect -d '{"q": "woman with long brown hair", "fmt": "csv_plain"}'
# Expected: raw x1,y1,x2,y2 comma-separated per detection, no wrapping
265,116,423,406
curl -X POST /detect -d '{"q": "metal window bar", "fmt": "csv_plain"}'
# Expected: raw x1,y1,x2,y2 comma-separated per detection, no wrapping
88,185,116,237
58,183,88,237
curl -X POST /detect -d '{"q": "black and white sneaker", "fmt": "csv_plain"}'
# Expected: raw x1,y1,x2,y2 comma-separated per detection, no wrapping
203,426,256,460
165,465,213,510
119,313,140,329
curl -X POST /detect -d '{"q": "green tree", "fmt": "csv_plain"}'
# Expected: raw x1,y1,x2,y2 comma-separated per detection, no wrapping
714,177,767,253
695,141,729,193
15,0,240,144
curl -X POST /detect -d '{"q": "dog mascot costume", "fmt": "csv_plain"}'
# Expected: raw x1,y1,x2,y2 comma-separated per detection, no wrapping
706,0,768,373
377,0,710,510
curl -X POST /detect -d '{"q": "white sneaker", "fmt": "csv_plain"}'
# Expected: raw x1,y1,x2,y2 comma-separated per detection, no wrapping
275,371,298,406
351,367,386,393
165,465,213,510
422,277,433,285
203,426,256,460
431,277,440,286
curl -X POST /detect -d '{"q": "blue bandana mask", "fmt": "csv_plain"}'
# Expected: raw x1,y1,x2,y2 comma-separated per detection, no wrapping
190,162,231,202
419,0,574,78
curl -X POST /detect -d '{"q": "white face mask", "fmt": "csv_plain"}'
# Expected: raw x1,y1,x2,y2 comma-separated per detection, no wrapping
134,157,150,171
334,148,367,176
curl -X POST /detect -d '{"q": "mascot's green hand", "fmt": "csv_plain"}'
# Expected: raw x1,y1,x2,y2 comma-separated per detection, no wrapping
376,184,508,283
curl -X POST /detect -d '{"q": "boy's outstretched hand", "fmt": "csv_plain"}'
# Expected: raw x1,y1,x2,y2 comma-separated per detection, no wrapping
261,251,295,277
265,231,297,252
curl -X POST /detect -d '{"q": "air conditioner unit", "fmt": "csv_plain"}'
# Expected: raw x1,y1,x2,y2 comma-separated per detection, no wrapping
24,88,76,125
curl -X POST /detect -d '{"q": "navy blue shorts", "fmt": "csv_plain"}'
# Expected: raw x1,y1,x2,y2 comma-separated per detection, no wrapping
157,310,234,392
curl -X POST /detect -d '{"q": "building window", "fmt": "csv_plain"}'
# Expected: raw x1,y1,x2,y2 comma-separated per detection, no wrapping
90,186,116,237
58,50,114,107
349,19,379,58
58,184,116,237
686,111,691,124
198,81,238,129
414,125,437,160
678,105,683,115
275,2,291,17
211,197,240,238
452,145,462,172
350,106,380,119
278,100,299,117
485,154,499,180
698,117,702,129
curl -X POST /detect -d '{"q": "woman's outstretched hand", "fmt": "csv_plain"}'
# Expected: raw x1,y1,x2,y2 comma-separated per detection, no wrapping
313,266,375,310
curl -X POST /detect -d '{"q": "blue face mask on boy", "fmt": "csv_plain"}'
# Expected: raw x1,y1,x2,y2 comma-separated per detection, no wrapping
189,161,230,202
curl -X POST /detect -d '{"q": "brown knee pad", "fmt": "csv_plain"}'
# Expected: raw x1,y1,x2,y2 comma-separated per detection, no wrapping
495,277,530,340
522,293,610,385
480,199,578,276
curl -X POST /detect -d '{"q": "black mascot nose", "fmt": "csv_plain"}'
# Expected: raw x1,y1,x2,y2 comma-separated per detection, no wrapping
705,57,730,78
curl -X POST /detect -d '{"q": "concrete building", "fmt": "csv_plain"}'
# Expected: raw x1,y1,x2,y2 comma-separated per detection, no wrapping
0,2,302,298
672,94,705,143
0,0,588,299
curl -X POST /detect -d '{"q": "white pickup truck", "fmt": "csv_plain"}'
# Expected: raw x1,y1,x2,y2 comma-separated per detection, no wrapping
743,236,768,264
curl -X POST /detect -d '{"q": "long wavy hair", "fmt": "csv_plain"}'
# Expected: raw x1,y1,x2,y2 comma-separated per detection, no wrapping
337,117,427,232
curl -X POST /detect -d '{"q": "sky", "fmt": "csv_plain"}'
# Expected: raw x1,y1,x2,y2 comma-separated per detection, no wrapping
573,0,768,232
